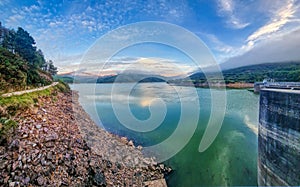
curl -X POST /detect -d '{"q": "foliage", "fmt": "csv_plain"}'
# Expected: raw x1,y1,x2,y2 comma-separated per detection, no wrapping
189,62,300,83
56,80,70,92
14,27,37,64
0,22,58,93
0,82,69,139
0,117,17,140
53,75,74,83
0,47,28,92
0,82,68,116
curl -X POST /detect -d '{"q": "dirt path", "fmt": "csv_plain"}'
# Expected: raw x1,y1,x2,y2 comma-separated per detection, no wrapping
1,82,59,98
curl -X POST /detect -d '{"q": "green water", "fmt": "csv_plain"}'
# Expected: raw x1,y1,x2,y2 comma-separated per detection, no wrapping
71,83,259,186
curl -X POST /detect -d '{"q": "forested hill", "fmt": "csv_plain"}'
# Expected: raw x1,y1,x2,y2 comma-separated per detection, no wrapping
189,62,300,83
0,22,57,94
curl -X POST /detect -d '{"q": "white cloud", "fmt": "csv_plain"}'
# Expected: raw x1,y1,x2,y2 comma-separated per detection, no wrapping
217,0,250,29
247,0,298,43
60,56,197,77
221,28,300,70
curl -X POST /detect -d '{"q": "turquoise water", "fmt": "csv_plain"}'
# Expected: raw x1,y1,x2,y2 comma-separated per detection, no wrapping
71,83,259,186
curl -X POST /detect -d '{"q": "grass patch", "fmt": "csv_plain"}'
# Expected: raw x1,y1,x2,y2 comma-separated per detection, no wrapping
0,82,70,139
0,118,18,141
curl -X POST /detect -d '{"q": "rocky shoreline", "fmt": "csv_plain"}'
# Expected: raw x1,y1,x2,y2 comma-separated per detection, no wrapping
0,87,170,186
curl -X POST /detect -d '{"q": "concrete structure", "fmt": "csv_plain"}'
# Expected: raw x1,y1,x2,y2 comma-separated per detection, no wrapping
254,81,300,93
258,88,300,186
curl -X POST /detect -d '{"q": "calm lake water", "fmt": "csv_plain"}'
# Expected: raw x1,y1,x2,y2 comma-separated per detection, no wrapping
71,83,259,186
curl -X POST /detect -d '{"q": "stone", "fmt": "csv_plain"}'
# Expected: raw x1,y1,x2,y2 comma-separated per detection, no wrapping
159,164,164,170
137,145,143,150
40,158,47,166
9,140,19,150
0,160,8,169
9,182,15,187
24,176,30,184
35,124,42,129
120,137,128,144
36,176,44,186
93,170,106,186
46,152,53,160
45,133,58,142
128,140,134,147
143,179,168,187
22,134,29,139
12,161,18,171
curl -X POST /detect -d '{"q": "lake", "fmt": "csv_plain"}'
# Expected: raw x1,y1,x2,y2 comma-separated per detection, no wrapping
71,83,259,186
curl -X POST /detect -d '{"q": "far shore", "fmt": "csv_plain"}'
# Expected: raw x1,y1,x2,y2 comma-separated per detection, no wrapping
168,82,254,89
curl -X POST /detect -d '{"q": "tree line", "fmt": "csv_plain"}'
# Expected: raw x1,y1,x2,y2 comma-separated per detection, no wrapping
0,22,57,93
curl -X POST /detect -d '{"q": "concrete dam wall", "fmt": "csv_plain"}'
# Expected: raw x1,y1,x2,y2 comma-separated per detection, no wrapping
258,89,300,186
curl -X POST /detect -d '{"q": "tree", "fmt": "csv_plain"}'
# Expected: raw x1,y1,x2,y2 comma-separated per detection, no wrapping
0,48,28,92
33,49,46,68
2,30,16,53
14,27,36,64
46,60,58,75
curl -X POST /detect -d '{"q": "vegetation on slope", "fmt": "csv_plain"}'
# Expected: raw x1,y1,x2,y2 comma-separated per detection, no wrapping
0,82,70,141
189,62,300,83
0,22,58,94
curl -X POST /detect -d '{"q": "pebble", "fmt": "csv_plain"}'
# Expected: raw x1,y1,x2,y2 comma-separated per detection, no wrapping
159,164,165,170
128,140,134,147
36,176,44,186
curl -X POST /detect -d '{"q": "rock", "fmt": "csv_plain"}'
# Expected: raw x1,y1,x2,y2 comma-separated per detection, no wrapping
137,145,143,150
12,161,18,171
22,134,29,139
36,176,44,186
46,152,53,160
45,142,54,148
45,133,58,142
21,156,26,164
35,124,42,129
65,153,70,160
149,165,156,171
40,157,47,166
128,140,134,147
9,140,19,150
0,160,8,169
24,176,30,185
159,164,164,170
67,165,76,176
93,170,106,186
4,176,10,183
120,137,128,144
9,182,15,187
143,179,168,187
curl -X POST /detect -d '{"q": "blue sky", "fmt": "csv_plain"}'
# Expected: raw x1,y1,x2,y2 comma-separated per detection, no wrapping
1,0,300,75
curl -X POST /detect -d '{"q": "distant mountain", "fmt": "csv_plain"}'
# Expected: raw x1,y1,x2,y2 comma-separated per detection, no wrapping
55,72,166,83
174,62,300,84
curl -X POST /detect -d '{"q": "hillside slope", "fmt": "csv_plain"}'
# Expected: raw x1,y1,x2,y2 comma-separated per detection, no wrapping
190,62,300,83
0,48,52,94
